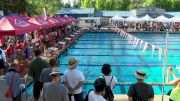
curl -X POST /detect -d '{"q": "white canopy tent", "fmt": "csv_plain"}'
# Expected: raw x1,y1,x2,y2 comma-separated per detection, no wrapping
169,16,180,22
125,16,141,22
153,15,170,22
140,14,153,22
112,15,124,21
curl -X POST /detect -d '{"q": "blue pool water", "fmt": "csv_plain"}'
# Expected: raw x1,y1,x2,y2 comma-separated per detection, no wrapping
27,31,180,95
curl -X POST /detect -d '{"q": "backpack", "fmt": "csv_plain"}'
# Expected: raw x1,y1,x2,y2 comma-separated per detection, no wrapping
84,89,94,101
103,76,114,101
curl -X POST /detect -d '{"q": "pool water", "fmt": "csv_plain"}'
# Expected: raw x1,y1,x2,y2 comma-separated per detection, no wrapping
26,31,180,95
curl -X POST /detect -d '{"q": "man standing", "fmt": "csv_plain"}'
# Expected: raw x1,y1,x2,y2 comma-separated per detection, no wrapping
42,68,69,101
0,46,7,78
127,70,154,101
64,57,84,101
40,58,57,83
29,49,49,101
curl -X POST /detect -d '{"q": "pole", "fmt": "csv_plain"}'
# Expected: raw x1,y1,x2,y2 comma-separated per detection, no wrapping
162,30,169,101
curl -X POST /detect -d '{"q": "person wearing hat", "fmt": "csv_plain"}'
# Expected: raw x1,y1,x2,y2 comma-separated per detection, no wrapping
64,57,85,101
4,63,22,101
42,68,69,101
127,70,154,101
88,78,107,101
40,58,57,83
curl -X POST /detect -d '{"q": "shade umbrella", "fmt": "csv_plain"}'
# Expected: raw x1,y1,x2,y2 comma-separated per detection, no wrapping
0,16,40,36
125,16,141,22
169,16,180,22
140,14,153,22
112,15,124,21
154,15,170,22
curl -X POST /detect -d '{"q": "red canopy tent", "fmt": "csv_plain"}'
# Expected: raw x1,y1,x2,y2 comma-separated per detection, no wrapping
54,16,68,25
62,17,73,23
28,17,55,29
45,17,62,26
69,16,78,22
0,16,40,36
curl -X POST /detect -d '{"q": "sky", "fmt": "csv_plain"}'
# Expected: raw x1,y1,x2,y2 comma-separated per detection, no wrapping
62,0,78,6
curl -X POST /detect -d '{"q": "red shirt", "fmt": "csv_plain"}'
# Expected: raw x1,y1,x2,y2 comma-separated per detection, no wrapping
6,47,14,56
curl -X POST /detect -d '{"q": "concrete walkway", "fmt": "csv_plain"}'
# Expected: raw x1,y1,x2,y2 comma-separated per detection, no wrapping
114,95,169,101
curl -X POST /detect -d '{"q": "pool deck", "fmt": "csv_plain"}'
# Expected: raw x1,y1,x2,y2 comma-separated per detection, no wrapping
114,95,169,101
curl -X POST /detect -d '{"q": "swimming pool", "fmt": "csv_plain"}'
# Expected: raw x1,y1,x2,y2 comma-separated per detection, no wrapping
26,31,180,95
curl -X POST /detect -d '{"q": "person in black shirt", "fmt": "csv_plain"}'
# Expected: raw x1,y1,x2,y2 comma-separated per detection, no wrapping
127,70,154,101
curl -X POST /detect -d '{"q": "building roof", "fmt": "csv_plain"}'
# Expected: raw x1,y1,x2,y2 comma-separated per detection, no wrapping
166,12,180,17
94,11,132,17
56,8,94,15
134,5,164,11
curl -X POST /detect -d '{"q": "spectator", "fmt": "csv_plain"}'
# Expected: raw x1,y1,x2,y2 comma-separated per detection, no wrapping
64,57,84,101
88,78,107,101
127,70,154,101
40,58,57,83
101,64,117,90
167,67,180,101
25,42,30,60
28,49,49,101
42,68,69,101
0,46,7,78
5,63,21,101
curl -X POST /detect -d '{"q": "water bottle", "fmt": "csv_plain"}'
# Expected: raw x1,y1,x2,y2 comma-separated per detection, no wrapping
71,95,75,101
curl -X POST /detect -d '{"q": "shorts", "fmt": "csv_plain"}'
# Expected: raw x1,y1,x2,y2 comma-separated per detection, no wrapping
33,81,43,99
0,59,4,69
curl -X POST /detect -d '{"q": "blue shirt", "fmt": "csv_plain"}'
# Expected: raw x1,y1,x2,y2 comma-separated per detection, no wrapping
25,47,30,59
5,71,21,97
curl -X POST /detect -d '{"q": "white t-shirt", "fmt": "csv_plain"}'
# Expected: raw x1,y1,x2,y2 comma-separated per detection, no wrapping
88,91,107,101
100,75,117,90
64,69,85,94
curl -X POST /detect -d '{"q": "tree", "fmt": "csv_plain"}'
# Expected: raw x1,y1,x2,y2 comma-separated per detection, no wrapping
0,0,29,14
73,0,81,8
64,3,71,8
95,0,101,10
84,0,91,8
114,0,124,10
143,0,154,6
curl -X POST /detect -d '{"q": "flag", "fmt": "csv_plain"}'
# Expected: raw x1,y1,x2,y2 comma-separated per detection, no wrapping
140,40,144,48
41,7,47,19
143,42,148,52
151,45,155,56
159,48,162,60
135,39,139,47
133,37,137,46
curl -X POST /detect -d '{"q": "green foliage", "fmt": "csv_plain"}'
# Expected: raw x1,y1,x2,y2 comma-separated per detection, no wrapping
26,0,63,16
0,0,29,14
1,0,180,16
0,0,63,16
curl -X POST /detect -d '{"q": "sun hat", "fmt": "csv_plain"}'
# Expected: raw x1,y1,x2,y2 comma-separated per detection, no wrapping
134,70,148,80
49,68,64,76
68,57,79,69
